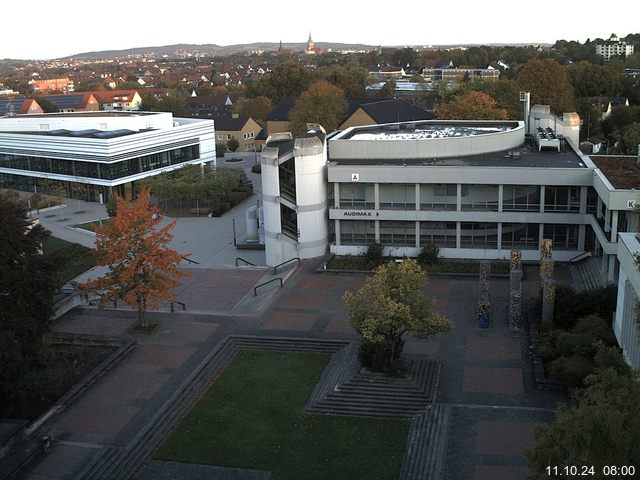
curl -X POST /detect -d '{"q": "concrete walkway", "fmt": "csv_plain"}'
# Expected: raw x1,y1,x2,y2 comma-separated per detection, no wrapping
23,259,567,480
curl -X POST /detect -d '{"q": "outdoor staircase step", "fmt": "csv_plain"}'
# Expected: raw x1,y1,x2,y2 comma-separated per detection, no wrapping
400,404,451,480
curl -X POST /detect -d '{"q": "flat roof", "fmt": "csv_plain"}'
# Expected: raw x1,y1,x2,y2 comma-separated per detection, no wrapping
330,142,587,169
591,155,640,189
338,120,520,141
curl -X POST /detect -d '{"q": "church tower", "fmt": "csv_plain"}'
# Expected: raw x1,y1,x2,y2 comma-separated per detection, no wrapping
307,32,315,53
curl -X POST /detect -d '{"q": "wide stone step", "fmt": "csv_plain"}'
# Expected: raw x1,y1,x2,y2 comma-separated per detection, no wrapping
400,404,451,480
308,402,424,418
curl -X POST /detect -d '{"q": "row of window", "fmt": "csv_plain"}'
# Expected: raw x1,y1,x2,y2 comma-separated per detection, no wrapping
338,220,580,250
0,145,199,181
216,132,256,141
337,183,586,213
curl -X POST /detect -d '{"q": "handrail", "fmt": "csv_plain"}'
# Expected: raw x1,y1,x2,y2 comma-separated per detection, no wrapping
182,256,200,264
170,301,186,312
273,257,300,274
568,251,592,263
235,257,256,267
254,277,283,296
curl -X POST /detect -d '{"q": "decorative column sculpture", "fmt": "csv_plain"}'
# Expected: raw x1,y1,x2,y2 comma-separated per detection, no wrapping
477,260,491,329
510,250,523,330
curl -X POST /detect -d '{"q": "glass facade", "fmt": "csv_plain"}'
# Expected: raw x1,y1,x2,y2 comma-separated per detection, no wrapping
420,221,457,247
379,184,415,210
502,185,540,211
0,144,199,182
543,224,579,250
544,186,580,212
501,223,539,249
460,185,499,211
420,184,457,210
379,221,416,246
460,222,498,248
339,183,374,209
339,220,375,245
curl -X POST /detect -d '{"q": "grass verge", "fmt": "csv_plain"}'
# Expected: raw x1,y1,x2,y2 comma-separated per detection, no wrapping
42,237,95,285
156,350,410,480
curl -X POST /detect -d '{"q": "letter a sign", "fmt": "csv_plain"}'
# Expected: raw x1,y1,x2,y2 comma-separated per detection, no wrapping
351,173,359,182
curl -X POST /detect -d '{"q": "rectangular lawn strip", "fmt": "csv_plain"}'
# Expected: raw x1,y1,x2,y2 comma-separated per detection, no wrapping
74,218,112,232
156,350,410,480
42,237,95,285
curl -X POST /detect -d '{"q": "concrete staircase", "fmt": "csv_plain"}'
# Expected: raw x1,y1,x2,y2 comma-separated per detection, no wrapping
399,405,452,480
570,257,607,292
306,352,441,418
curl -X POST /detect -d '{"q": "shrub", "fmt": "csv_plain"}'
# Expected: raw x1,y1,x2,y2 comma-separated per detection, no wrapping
365,242,384,268
553,285,618,329
358,338,407,376
554,332,596,357
572,315,616,345
548,354,594,388
417,244,439,266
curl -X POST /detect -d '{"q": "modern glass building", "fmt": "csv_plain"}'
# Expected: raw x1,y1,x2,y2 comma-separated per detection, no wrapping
0,111,215,201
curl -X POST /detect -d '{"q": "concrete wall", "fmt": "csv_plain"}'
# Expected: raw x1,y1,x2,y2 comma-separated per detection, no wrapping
615,233,640,368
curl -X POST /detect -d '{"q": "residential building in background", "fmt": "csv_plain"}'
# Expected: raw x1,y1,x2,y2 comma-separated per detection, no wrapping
214,114,262,152
595,34,635,61
40,93,100,112
92,90,143,111
0,96,44,116
29,77,75,93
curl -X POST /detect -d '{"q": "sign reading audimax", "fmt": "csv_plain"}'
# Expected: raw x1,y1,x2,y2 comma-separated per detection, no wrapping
342,211,379,217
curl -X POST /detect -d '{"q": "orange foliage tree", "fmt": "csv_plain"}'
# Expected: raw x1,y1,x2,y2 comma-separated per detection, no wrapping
436,90,508,120
83,187,188,327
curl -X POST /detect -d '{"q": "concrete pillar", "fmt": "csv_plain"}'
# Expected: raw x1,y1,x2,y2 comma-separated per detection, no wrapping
334,183,340,208
456,222,461,249
611,210,619,240
498,184,503,213
609,254,616,283
374,183,380,210
605,207,611,232
335,219,341,246
456,184,462,212
597,197,603,219
415,183,420,211
601,252,608,275
375,220,380,242
579,186,588,215
539,185,545,213
415,221,420,248
578,224,586,251
497,223,503,250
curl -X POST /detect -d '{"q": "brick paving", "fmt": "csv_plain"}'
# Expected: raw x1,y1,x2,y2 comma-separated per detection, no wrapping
23,259,572,480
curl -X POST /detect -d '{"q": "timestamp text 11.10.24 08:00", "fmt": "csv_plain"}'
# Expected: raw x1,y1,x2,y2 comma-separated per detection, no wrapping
546,465,636,477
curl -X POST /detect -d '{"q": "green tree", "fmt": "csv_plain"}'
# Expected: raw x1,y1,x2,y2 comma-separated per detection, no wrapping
140,91,186,116
288,80,347,134
327,65,370,97
0,191,57,358
436,90,508,120
342,259,452,373
526,349,640,479
517,59,575,114
567,61,623,98
621,122,640,155
232,96,272,126
247,61,316,103
380,79,396,99
226,136,240,152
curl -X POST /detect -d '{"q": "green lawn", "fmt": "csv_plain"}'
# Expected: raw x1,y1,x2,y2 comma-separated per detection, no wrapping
42,237,95,285
74,218,112,232
156,350,410,480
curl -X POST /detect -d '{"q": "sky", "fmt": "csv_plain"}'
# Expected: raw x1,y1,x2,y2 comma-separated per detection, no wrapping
1,0,638,60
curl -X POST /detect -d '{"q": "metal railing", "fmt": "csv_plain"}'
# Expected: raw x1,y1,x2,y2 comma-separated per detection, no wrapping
182,256,200,264
254,277,283,296
235,257,256,266
568,251,592,263
273,257,300,274
170,301,186,312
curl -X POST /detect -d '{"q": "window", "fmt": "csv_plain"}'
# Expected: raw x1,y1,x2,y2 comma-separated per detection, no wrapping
461,185,499,211
340,220,375,245
501,223,539,249
217,134,223,140
503,185,540,211
543,224,578,250
227,134,232,141
420,221,456,247
544,186,580,212
339,183,374,209
420,184,456,210
379,221,416,246
379,184,415,210
460,223,498,248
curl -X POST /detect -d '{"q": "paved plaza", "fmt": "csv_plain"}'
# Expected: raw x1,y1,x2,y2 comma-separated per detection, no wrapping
22,258,567,480
16,171,568,479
